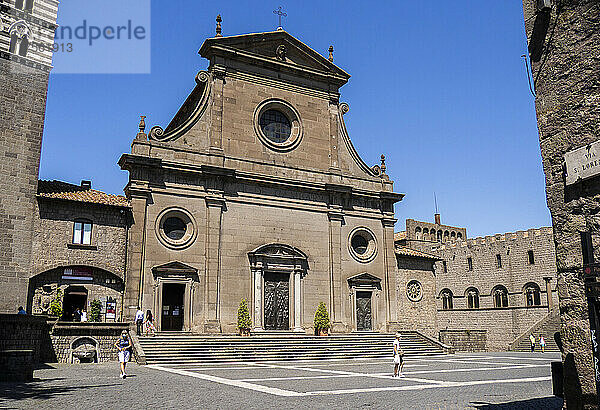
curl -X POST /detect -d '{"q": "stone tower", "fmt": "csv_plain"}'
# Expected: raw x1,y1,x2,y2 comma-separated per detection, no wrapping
0,0,58,312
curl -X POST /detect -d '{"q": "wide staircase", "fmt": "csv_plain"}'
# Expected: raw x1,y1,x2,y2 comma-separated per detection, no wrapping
509,308,561,352
137,331,448,365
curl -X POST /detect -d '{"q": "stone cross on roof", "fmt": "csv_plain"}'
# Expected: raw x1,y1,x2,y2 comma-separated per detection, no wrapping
273,6,287,30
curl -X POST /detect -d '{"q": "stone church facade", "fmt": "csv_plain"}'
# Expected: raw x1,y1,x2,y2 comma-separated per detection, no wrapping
1,8,562,351
118,29,404,334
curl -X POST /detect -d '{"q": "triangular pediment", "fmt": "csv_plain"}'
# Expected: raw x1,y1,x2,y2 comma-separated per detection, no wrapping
199,31,350,84
347,273,382,288
248,243,307,259
152,261,198,276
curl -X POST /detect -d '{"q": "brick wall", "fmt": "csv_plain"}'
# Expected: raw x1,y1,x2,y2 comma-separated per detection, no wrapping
0,58,49,313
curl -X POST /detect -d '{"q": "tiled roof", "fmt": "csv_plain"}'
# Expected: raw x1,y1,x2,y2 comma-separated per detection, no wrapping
37,180,130,208
394,231,407,242
394,246,440,260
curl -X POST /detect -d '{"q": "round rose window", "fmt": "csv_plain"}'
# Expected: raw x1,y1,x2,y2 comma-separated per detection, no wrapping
259,109,292,143
406,280,423,302
155,208,196,250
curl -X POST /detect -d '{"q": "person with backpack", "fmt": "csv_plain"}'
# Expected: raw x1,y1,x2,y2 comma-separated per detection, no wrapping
114,330,132,378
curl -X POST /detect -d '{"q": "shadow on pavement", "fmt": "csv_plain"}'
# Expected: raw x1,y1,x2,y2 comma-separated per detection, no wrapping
0,380,120,403
470,396,563,409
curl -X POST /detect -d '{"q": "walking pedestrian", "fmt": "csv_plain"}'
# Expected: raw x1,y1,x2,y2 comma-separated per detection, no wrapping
80,308,87,322
529,333,536,352
17,306,26,315
73,307,81,322
393,333,405,377
539,335,546,353
114,330,132,378
144,309,156,336
135,307,144,335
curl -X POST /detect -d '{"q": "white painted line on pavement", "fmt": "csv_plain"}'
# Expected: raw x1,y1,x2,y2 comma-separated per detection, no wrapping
303,376,552,396
147,365,304,397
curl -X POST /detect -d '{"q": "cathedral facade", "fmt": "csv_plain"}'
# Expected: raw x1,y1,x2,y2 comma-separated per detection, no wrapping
118,29,404,334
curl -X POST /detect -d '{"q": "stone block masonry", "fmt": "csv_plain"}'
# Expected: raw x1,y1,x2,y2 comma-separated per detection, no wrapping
522,0,600,407
0,58,50,313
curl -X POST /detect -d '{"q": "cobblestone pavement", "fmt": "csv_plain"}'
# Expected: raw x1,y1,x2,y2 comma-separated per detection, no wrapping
0,352,563,409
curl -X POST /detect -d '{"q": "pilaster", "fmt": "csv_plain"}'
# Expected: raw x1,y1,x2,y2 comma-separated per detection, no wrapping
382,216,398,330
204,195,225,333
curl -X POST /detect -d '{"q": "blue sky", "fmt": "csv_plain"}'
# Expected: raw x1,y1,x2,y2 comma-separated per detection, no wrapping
40,0,550,238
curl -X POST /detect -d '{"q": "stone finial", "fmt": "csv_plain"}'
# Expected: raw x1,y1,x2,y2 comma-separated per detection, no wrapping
216,15,222,37
380,154,387,174
136,115,147,140
328,45,334,62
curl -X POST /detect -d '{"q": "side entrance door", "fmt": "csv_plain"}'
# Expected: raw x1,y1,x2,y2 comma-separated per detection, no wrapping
356,291,372,331
161,283,185,331
264,272,290,330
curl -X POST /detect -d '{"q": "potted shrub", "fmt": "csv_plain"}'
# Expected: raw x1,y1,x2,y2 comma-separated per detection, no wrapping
89,299,102,322
49,289,63,319
314,302,330,336
237,298,252,336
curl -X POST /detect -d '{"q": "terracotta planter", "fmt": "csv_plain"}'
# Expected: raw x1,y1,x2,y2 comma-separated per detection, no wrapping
239,329,250,336
319,329,329,336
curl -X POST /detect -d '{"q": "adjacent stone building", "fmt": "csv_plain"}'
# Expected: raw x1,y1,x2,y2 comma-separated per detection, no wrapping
28,180,131,321
395,215,559,350
522,0,600,407
0,0,58,313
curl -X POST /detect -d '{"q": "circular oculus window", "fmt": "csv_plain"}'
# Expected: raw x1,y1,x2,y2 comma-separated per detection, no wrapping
348,227,377,263
156,208,196,250
406,280,423,302
254,99,303,152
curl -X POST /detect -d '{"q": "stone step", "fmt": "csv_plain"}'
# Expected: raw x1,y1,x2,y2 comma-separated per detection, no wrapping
138,332,445,364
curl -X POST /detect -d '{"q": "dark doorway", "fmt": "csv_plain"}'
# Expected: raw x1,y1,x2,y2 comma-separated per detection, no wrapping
264,272,289,330
62,286,88,321
161,283,185,331
356,291,372,331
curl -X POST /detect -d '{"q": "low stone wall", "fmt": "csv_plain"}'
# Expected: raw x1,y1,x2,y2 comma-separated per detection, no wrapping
50,322,130,363
0,350,34,382
439,329,487,352
0,314,55,363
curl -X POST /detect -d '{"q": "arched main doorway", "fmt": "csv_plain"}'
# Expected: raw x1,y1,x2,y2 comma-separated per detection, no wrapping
248,244,309,332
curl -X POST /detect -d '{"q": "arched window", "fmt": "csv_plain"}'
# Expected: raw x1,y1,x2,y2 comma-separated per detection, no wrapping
9,21,31,57
415,227,421,240
444,231,449,242
18,36,29,57
524,283,541,306
466,288,479,309
451,231,456,239
437,231,443,242
493,285,509,308
73,219,93,245
430,229,435,241
423,228,429,241
457,232,463,240
440,289,453,310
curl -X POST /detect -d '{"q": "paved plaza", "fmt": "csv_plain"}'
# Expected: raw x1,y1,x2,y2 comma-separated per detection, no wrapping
1,352,562,409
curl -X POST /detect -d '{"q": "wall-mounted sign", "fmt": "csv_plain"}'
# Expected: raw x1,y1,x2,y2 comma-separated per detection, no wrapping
565,141,600,185
62,266,93,281
106,300,116,320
